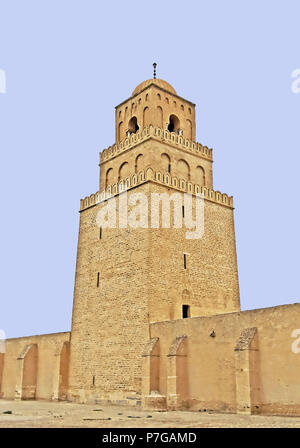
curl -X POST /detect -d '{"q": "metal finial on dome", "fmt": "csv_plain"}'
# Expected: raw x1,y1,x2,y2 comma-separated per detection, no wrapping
153,62,157,79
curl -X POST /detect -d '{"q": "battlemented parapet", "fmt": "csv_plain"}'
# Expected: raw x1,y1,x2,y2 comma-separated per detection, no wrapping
80,167,232,212
100,126,213,164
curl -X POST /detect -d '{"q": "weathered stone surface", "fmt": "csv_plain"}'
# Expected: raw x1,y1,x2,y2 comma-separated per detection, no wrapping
1,77,299,418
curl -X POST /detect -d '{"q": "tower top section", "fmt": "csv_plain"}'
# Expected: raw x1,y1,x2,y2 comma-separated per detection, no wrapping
115,76,196,144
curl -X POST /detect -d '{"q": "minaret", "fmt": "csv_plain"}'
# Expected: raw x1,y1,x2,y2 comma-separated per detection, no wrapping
68,74,240,404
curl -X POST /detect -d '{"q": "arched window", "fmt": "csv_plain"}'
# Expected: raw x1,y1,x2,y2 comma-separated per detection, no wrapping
177,159,190,180
186,119,192,140
157,93,161,100
119,161,130,181
156,106,163,128
135,154,144,173
161,153,171,173
195,166,206,186
167,114,180,133
105,168,114,188
118,121,124,141
128,116,139,134
143,106,150,127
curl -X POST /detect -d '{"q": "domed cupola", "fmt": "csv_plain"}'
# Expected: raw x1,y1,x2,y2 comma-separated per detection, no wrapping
132,78,177,96
115,64,195,143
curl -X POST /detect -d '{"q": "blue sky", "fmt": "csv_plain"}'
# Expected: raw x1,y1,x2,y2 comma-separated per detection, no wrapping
0,0,299,338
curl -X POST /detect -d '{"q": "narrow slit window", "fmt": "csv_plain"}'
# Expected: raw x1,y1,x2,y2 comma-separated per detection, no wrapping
92,375,95,386
184,254,187,269
97,272,100,287
182,305,190,319
168,164,171,173
182,205,185,218
99,227,102,239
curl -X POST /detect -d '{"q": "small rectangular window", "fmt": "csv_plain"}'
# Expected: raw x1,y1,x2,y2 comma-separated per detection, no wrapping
182,305,190,319
183,253,187,269
97,272,100,287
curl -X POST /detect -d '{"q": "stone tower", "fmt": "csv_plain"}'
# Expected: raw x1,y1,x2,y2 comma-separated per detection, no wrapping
67,76,240,404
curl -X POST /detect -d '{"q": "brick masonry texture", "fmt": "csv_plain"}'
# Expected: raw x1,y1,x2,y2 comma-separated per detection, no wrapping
1,77,299,416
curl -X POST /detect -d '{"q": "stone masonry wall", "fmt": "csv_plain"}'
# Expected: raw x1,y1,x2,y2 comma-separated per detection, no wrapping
0,332,70,400
68,183,152,404
68,175,240,403
146,303,300,415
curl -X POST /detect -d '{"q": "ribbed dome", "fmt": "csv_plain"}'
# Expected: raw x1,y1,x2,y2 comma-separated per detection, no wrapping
132,78,177,96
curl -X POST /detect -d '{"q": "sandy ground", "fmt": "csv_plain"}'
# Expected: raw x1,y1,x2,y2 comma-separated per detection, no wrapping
0,400,300,428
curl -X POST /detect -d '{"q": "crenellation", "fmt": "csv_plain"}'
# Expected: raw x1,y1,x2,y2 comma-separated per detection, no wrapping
80,168,233,212
100,126,213,164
